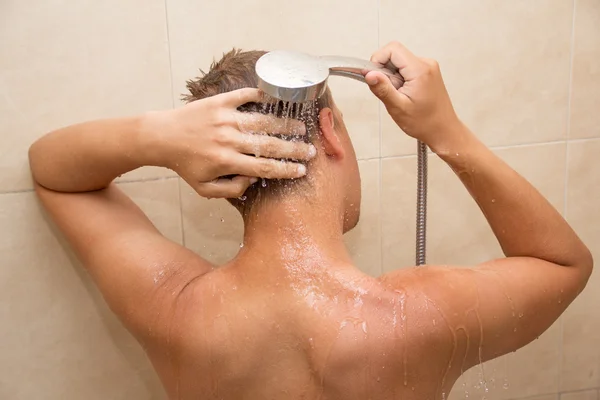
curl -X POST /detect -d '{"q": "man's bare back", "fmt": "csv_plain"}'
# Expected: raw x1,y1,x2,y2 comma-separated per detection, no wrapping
29,42,592,399
149,258,462,399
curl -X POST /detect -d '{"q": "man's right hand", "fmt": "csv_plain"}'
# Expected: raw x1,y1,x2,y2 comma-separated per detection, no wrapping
146,88,316,199
365,42,463,150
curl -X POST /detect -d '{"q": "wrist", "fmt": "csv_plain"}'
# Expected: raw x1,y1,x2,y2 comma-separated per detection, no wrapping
137,110,173,169
427,119,479,157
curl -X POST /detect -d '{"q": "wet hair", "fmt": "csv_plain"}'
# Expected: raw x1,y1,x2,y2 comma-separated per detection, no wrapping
183,49,334,216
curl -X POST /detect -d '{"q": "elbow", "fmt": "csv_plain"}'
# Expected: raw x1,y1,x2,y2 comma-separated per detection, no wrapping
28,138,51,189
578,247,594,289
571,246,594,294
28,141,41,184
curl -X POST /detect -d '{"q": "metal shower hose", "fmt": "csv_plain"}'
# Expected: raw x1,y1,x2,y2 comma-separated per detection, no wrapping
416,140,428,266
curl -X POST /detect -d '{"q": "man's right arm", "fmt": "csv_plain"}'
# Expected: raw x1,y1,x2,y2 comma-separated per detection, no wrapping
425,121,592,363
368,42,592,367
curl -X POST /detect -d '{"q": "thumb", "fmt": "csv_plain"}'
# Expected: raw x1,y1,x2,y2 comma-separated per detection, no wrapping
365,71,402,105
195,176,258,199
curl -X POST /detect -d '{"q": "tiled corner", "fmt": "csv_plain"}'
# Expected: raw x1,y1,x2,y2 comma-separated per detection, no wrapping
561,139,600,391
379,0,573,156
561,390,599,400
117,177,183,244
381,142,566,272
0,0,174,193
0,191,165,399
343,159,381,276
569,0,600,139
179,179,244,265
166,0,380,159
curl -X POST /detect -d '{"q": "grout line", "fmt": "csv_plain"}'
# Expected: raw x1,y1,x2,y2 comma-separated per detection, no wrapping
560,0,578,391
163,0,175,109
555,387,600,397
506,388,600,400
116,175,178,185
356,136,600,163
0,188,34,195
0,176,179,196
2,134,598,196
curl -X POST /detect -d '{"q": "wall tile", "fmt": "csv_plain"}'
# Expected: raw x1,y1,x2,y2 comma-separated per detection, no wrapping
450,323,561,400
504,322,561,398
562,139,600,391
344,159,381,276
561,390,599,400
0,0,174,193
0,188,173,399
166,0,380,159
179,179,244,265
379,0,573,156
569,0,600,139
381,142,566,272
117,178,183,244
450,356,506,400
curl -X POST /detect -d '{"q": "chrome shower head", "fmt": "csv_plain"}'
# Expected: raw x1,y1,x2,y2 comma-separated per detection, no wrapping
255,50,404,103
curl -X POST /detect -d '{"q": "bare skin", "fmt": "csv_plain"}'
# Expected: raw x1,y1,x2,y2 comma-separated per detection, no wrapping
29,42,592,400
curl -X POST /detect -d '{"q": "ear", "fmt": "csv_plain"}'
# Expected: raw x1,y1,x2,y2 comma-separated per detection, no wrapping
318,108,345,159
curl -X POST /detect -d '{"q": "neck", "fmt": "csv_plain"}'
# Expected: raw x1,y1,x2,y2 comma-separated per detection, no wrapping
235,196,353,272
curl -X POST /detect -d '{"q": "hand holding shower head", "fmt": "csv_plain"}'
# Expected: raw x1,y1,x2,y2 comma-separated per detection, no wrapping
255,50,404,103
254,49,427,266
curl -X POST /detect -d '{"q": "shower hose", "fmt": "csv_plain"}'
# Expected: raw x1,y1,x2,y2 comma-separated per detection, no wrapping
416,140,428,266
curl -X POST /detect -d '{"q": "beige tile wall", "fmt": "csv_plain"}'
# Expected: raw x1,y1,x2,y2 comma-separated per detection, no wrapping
0,0,597,399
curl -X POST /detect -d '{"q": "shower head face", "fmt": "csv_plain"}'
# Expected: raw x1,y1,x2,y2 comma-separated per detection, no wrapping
255,51,329,102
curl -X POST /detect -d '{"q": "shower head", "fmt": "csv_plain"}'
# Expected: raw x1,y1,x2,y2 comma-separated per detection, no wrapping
255,50,404,103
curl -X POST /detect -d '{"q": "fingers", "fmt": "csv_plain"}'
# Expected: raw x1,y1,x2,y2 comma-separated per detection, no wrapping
370,42,422,80
195,176,258,199
230,155,307,179
235,112,307,137
236,134,317,161
221,87,265,107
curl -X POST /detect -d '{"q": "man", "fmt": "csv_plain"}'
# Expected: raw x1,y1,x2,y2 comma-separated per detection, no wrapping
29,42,592,400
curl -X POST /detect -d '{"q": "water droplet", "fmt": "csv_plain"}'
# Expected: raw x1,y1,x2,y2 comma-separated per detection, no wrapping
238,195,247,201
518,312,524,318
239,243,244,248
491,198,496,203
376,376,380,382
503,380,509,389
513,327,517,332
261,178,267,188
220,217,225,223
